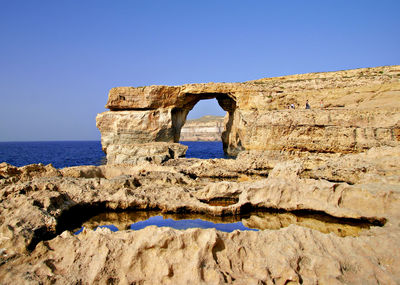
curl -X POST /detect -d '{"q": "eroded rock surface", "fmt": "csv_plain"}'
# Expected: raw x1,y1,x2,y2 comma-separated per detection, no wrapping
2,66,400,284
97,65,400,161
1,146,400,284
105,142,187,165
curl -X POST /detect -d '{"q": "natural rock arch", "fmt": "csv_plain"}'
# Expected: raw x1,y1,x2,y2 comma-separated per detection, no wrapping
96,66,400,164
96,84,245,163
171,92,237,154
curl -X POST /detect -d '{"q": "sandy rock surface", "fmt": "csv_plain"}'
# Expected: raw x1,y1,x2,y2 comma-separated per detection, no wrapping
1,146,400,284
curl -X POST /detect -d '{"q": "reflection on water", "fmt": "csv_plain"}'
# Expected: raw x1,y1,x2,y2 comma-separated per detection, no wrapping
73,210,372,237
201,198,239,207
243,212,371,237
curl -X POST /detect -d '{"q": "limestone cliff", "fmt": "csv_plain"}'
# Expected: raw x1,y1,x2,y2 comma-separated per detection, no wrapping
180,115,225,141
96,65,400,163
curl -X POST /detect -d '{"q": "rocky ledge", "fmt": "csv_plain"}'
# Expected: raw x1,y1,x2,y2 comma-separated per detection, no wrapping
1,145,400,284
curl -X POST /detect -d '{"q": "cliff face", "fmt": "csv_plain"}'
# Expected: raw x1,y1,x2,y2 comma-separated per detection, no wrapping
180,115,225,141
96,65,400,162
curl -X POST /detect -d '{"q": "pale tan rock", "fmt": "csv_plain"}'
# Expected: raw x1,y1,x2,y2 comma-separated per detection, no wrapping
1,145,400,284
60,165,105,178
3,66,400,283
228,108,400,154
0,162,61,184
105,142,187,165
96,65,400,159
106,85,181,110
300,146,400,185
1,224,400,284
96,109,189,163
96,109,177,149
106,66,400,111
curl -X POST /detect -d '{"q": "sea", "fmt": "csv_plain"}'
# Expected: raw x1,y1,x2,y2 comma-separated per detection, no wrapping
0,141,227,169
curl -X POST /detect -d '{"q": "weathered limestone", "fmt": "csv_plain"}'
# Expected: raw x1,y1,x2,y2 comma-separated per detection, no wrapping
2,66,400,283
96,110,177,147
234,108,400,153
1,145,400,283
96,65,400,162
106,86,182,110
106,142,187,164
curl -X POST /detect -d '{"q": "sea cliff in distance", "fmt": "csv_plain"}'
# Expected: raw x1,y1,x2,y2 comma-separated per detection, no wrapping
180,115,224,141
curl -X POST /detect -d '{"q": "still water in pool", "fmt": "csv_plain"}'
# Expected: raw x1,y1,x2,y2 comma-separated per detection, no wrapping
73,210,373,237
74,214,257,234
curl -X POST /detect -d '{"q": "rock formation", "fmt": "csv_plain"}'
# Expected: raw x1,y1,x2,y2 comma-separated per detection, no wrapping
180,115,225,141
1,65,400,284
97,65,400,162
1,145,400,283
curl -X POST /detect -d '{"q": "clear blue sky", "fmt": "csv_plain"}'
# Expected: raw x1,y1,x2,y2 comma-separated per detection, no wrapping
0,0,399,141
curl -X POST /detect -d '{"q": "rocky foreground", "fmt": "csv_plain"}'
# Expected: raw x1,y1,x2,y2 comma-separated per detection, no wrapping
1,145,400,284
1,65,400,284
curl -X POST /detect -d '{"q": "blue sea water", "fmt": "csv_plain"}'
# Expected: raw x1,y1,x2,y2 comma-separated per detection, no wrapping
180,141,227,159
0,141,226,168
0,141,105,169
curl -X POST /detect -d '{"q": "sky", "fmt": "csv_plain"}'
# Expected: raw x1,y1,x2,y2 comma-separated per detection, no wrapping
0,0,399,141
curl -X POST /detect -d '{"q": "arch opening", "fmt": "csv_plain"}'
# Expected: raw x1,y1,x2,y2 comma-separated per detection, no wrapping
172,93,237,158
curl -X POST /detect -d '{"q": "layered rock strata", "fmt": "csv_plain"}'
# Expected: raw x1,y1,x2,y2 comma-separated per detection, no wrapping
97,65,400,162
105,142,187,165
1,145,400,283
180,115,225,141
